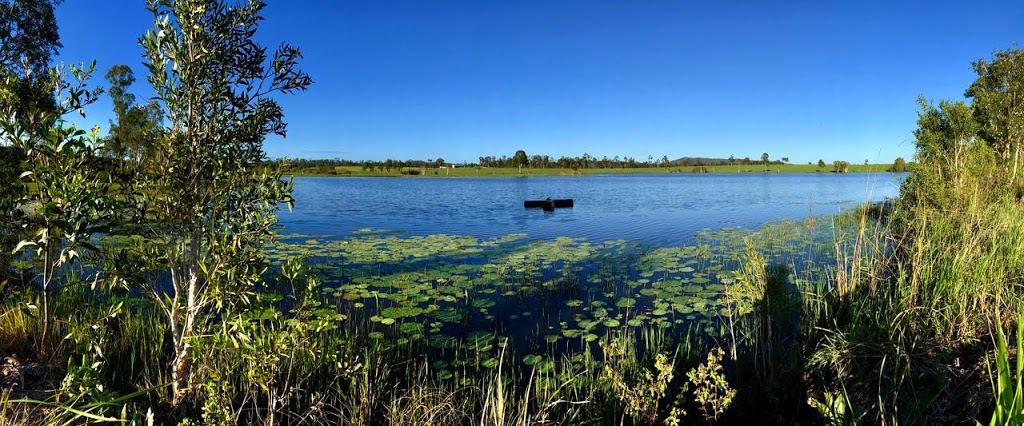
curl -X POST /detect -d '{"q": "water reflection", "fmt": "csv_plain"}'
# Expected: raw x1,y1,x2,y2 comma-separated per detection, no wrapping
282,173,905,246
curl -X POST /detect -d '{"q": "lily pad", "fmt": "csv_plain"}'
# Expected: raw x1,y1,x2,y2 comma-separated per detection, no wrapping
523,354,543,366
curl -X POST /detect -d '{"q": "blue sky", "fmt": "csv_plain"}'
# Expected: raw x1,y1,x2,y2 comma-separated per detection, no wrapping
54,1,1022,164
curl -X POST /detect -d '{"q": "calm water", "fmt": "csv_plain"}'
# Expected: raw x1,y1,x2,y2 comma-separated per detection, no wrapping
280,173,904,246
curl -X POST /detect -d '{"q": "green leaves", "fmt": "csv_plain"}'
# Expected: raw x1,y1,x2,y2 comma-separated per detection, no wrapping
967,48,1024,186
989,310,1024,426
1,63,117,296
138,0,311,405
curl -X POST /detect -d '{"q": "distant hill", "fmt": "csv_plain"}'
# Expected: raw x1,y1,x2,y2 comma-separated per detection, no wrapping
670,157,732,166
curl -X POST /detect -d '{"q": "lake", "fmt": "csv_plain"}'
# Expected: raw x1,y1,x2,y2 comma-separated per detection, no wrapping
280,172,905,245
269,172,905,359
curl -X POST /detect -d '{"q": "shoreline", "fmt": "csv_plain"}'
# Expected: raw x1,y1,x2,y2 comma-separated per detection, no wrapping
282,164,900,178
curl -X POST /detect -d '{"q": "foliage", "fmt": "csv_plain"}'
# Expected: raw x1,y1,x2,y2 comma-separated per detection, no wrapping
512,149,528,173
901,97,995,208
685,347,735,423
138,0,310,405
890,157,907,172
0,62,117,348
967,48,1024,188
600,336,675,424
0,0,62,76
196,257,346,425
0,145,25,286
731,239,799,389
103,64,163,168
0,0,63,118
832,160,849,173
989,310,1024,426
793,46,1024,424
807,386,865,425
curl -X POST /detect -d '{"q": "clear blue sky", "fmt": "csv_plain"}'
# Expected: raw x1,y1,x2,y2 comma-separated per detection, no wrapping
54,0,1022,164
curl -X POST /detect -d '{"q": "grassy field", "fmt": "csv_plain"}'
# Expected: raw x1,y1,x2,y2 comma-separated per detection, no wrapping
288,163,897,178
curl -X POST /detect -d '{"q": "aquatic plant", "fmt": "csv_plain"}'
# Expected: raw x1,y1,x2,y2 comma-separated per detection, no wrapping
685,347,735,423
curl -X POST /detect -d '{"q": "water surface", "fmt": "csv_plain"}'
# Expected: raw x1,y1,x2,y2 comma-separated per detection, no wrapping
281,173,904,245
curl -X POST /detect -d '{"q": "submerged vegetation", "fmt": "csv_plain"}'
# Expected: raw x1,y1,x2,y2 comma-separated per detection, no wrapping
1,0,1024,424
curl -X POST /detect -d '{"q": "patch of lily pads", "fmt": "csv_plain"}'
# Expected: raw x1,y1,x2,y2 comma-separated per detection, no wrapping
261,215,852,367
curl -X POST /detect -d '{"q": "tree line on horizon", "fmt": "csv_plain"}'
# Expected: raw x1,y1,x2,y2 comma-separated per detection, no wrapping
264,151,909,174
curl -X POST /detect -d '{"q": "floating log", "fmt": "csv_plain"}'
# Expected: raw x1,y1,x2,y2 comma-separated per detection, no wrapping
524,198,573,210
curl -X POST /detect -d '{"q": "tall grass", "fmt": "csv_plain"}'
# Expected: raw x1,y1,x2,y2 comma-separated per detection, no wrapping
989,310,1024,426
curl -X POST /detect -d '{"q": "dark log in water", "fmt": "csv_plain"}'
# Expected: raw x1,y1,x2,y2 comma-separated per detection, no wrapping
524,198,574,210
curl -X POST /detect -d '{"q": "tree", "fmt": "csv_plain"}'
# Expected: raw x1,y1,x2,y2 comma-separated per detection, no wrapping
817,159,826,169
891,157,907,172
833,160,850,173
907,97,989,205
966,48,1024,186
761,152,770,171
0,0,64,117
104,64,163,167
513,149,527,173
0,0,62,75
1,63,114,349
140,0,311,405
781,156,789,164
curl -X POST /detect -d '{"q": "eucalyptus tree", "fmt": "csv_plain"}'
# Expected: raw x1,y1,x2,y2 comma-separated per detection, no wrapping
966,48,1024,186
530,154,542,168
0,0,62,75
140,0,311,405
906,97,993,206
104,64,163,168
833,161,850,173
513,149,527,173
0,0,63,117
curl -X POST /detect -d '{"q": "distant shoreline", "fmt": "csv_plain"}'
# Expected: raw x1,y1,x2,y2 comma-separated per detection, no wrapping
283,164,901,178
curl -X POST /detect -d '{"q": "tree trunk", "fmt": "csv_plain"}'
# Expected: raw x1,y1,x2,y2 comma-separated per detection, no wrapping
171,338,193,405
1013,143,1021,188
168,230,203,406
